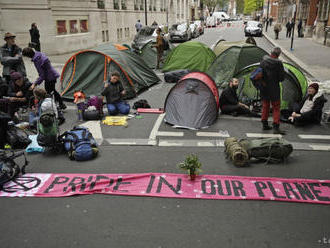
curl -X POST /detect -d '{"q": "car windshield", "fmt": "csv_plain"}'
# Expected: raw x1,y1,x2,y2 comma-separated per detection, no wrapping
177,24,186,31
138,26,155,36
190,24,195,30
247,21,259,27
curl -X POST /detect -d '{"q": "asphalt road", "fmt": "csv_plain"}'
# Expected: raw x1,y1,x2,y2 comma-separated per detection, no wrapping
1,22,330,248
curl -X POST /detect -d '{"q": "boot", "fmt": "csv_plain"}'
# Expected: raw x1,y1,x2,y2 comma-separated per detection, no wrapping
262,120,272,130
273,123,286,135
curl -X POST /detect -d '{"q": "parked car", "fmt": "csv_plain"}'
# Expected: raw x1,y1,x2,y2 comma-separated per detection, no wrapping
206,16,217,27
132,25,169,51
194,20,204,35
189,23,199,38
169,23,192,42
244,21,263,37
213,12,230,23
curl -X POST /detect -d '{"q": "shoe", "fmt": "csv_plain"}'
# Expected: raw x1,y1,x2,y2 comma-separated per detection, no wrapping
273,123,286,135
262,120,272,130
58,117,65,126
59,103,67,110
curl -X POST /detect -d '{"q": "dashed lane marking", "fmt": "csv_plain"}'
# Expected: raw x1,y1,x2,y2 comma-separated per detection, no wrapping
157,131,184,137
246,133,282,138
158,139,225,147
106,138,156,146
196,131,230,137
298,135,330,140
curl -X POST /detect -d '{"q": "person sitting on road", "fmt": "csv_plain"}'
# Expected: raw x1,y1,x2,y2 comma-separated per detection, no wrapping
219,78,259,117
101,71,130,116
29,88,65,128
287,83,327,126
6,71,33,122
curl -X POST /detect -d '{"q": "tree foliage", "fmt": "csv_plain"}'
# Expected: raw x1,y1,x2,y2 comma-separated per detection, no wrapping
244,0,263,14
236,0,244,14
202,0,229,15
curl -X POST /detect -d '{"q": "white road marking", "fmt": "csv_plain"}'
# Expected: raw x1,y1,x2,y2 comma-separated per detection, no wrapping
298,135,330,140
157,131,184,137
79,121,103,145
246,133,282,138
149,113,165,142
106,138,155,146
309,145,330,151
158,139,224,147
196,131,230,137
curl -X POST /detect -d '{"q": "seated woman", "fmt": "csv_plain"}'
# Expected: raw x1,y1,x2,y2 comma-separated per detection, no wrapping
29,88,63,127
287,83,327,126
6,72,33,121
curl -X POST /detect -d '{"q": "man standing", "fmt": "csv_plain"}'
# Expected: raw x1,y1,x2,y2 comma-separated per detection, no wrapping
260,47,286,134
273,23,282,40
135,20,142,33
219,78,259,117
0,32,26,83
22,47,66,110
286,19,293,38
152,28,164,69
29,23,41,51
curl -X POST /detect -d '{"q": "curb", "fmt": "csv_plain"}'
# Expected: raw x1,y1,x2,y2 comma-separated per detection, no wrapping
263,32,319,81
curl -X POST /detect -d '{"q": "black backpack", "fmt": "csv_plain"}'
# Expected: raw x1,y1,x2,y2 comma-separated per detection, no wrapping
0,150,28,189
162,37,169,50
6,125,31,149
133,99,151,109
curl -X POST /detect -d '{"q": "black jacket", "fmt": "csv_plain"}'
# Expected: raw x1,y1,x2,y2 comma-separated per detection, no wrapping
101,81,124,104
7,78,32,102
219,86,239,109
260,55,285,101
0,44,26,77
29,27,40,44
296,93,327,124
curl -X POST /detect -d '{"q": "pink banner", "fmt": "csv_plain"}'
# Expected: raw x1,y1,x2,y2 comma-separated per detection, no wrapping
1,173,330,204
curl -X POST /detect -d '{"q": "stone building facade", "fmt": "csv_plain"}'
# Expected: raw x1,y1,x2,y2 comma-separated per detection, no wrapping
0,0,201,55
276,0,330,46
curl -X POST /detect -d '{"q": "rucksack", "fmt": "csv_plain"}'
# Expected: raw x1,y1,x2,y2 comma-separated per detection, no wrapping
162,37,169,50
0,150,28,189
6,125,32,149
250,67,265,90
240,137,293,163
37,112,58,147
60,127,98,161
133,99,151,110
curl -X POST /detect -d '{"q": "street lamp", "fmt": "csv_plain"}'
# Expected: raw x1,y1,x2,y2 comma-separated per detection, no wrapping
265,0,270,32
145,0,148,25
290,2,297,51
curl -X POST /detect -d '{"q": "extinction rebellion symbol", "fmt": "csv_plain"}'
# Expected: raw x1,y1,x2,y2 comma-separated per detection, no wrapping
2,176,41,193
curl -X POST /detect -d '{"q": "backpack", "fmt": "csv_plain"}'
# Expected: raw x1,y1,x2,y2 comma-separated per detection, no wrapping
250,67,265,90
0,150,28,189
37,112,58,147
162,37,169,50
6,125,32,149
133,99,151,110
240,137,293,163
60,127,98,161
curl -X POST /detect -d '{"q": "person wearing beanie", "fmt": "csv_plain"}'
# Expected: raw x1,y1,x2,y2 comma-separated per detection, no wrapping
22,47,66,110
0,32,26,83
287,83,327,126
6,71,33,119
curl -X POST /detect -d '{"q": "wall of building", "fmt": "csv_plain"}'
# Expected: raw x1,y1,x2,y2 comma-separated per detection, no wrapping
0,0,196,55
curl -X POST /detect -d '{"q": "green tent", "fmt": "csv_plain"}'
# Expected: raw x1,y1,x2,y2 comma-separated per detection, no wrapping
234,62,308,110
162,41,216,72
138,40,174,69
212,39,245,56
207,44,269,87
60,44,160,100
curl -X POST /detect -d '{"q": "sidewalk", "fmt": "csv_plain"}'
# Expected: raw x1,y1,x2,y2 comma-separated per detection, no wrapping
263,28,330,83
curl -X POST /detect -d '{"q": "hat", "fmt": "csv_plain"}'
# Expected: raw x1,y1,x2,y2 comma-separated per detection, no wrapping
4,32,16,40
73,91,86,103
308,83,319,92
10,72,23,81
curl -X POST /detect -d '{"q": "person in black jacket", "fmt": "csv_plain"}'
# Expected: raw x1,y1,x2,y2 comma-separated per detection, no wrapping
101,71,130,115
29,23,41,51
6,72,33,120
219,78,259,117
260,47,286,134
287,83,327,126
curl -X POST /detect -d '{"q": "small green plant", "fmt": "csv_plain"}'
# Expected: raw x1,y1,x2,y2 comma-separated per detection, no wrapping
178,154,202,180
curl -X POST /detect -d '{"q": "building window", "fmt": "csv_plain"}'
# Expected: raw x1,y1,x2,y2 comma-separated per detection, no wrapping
97,0,105,9
114,0,119,9
121,0,127,10
80,20,88,32
106,30,109,41
70,20,78,33
125,27,130,38
140,0,144,10
120,28,123,39
102,31,105,42
134,0,139,10
56,20,67,35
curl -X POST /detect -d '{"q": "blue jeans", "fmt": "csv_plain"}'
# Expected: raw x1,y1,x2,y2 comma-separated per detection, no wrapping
29,112,39,127
107,101,130,115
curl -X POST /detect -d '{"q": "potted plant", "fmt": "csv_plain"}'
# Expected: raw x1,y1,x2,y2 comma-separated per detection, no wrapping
178,154,202,180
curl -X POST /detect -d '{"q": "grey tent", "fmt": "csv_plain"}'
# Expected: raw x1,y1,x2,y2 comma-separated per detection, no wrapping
164,72,220,129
